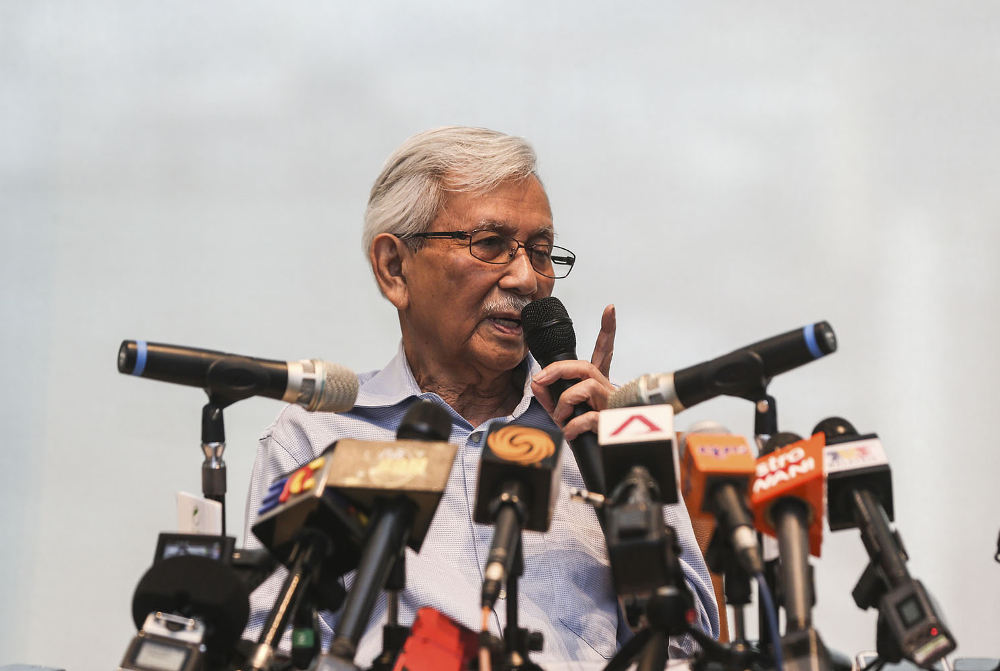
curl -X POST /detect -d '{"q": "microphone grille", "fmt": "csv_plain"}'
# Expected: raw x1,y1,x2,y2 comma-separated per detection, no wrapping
520,297,576,364
607,378,641,409
313,361,360,412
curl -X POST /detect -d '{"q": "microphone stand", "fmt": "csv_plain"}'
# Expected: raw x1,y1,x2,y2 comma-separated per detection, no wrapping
369,550,410,671
201,398,230,534
699,523,760,671
495,537,544,671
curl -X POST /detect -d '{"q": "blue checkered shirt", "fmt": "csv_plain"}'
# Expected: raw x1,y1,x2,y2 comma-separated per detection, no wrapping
241,344,720,669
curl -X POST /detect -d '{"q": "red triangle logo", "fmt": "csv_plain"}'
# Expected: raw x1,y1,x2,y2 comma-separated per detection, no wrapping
610,414,662,436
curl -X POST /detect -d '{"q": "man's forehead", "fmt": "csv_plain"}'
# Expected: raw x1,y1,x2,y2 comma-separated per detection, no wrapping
475,219,555,238
434,178,555,235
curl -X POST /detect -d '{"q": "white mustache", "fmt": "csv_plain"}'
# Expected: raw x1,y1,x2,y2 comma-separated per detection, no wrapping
482,294,531,318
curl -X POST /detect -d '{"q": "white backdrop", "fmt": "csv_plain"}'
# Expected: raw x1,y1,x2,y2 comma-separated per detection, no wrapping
2,2,999,668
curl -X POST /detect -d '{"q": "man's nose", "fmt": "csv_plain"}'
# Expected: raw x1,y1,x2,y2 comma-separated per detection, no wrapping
498,247,538,295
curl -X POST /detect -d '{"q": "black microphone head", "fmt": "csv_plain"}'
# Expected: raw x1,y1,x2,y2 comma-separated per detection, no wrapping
521,296,577,365
397,399,452,442
760,431,804,456
812,416,858,443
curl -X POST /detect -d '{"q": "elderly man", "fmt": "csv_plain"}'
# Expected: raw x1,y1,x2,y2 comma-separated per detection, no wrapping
242,126,720,668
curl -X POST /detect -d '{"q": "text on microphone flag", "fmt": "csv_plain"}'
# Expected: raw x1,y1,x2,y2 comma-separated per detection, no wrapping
823,437,889,473
751,433,826,557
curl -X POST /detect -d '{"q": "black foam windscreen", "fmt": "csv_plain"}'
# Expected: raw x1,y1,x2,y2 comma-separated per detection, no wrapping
132,555,250,654
396,399,452,442
521,296,577,364
760,431,804,456
812,416,858,441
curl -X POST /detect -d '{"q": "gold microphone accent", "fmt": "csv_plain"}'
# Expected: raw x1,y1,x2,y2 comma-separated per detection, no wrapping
487,425,556,465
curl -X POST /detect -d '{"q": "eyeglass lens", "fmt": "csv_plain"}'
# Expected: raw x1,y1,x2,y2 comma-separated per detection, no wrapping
468,231,574,278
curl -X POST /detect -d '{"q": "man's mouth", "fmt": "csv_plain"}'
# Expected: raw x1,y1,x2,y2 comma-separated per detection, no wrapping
487,316,523,335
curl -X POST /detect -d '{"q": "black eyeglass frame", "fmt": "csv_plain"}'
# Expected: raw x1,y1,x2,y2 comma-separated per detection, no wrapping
401,230,577,279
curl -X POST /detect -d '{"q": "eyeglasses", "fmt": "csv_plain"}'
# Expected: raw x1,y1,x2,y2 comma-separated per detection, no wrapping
402,230,576,279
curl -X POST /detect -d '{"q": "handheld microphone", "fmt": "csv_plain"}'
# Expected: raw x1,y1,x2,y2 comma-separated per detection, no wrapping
521,297,607,495
474,422,563,609
814,417,956,668
751,433,825,631
679,424,763,574
607,321,837,412
118,340,359,411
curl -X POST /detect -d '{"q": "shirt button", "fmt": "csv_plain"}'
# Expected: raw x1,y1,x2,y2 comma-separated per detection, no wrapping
498,589,506,600
469,432,483,444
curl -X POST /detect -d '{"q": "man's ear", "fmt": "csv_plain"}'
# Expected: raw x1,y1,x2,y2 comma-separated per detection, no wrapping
370,233,410,310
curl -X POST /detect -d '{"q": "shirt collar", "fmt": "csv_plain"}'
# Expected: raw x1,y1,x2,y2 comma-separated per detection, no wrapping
354,341,542,418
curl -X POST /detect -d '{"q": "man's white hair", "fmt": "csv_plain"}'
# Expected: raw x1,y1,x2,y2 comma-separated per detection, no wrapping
362,126,540,257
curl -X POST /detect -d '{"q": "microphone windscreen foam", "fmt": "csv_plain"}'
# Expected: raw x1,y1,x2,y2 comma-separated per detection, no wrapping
314,360,360,412
520,296,576,364
397,399,453,442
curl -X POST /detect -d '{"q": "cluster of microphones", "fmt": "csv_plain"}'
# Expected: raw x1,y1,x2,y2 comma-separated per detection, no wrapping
113,297,973,671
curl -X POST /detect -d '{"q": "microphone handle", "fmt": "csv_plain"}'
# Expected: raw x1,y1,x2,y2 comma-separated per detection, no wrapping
119,341,289,400
546,377,606,496
329,499,415,660
852,488,911,586
482,502,522,608
773,498,814,630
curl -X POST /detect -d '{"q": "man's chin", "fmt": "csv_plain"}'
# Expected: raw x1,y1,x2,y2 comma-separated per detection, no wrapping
472,343,529,374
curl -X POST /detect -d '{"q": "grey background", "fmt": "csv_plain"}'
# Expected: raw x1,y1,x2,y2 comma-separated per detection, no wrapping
2,1,998,668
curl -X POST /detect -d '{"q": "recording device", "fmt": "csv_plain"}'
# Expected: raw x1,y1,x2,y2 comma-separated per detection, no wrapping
474,421,563,609
607,321,837,412
121,539,263,671
679,424,763,575
521,296,607,495
154,533,236,563
119,612,207,671
118,340,359,411
815,418,956,668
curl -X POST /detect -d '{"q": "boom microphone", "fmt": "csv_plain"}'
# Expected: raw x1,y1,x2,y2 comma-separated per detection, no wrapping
520,297,607,495
118,340,359,411
607,321,837,412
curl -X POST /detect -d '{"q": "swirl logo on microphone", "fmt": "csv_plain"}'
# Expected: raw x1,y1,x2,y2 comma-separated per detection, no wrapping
487,425,556,466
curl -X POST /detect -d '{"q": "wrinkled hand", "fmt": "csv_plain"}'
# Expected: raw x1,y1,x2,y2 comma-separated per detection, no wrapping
531,304,616,440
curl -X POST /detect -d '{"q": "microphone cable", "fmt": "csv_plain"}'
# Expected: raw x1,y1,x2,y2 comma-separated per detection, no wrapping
754,571,784,671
